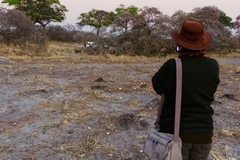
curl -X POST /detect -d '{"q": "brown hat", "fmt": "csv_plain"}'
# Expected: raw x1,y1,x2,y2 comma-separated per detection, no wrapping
171,19,212,50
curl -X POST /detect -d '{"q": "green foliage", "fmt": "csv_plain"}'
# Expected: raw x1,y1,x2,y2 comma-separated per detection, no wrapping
115,4,138,16
2,0,20,6
2,0,68,28
77,9,114,36
219,12,233,28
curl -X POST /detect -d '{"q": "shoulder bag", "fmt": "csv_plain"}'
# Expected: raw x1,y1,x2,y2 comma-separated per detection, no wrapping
143,58,183,160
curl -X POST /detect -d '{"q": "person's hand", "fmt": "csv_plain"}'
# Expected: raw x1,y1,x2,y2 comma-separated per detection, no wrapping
154,122,160,130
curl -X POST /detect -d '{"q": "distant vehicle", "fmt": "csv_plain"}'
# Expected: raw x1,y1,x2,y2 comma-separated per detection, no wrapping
84,41,109,49
84,41,96,48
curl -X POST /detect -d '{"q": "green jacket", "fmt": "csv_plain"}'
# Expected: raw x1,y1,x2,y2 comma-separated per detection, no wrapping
152,56,220,143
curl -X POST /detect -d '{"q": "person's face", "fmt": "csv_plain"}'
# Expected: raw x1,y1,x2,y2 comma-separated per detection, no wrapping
176,44,182,52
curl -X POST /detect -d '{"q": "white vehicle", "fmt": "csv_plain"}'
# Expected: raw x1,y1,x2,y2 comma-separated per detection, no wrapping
85,41,96,48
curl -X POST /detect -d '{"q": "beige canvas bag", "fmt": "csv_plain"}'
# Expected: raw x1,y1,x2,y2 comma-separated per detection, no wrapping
143,58,183,160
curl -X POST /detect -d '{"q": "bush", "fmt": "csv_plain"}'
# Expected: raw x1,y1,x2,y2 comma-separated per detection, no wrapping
0,7,50,55
0,8,34,46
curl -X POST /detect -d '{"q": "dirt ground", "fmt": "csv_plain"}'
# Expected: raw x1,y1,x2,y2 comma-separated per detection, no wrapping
0,52,239,160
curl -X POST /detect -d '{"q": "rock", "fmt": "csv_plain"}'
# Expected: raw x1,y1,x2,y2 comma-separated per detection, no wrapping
94,77,107,82
211,100,223,105
91,85,107,90
140,84,147,88
220,94,236,100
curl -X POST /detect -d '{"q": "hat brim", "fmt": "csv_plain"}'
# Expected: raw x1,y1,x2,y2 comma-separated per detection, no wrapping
171,30,212,50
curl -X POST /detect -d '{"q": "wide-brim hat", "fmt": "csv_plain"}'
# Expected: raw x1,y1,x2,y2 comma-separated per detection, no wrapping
171,19,212,50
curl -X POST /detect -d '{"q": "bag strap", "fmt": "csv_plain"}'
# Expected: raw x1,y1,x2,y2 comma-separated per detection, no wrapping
174,58,182,142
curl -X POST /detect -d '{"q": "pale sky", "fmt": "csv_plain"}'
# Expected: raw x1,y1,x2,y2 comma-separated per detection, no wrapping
0,0,239,25
58,0,240,25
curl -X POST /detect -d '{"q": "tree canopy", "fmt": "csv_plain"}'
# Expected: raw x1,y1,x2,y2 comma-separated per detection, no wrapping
2,0,68,29
219,12,233,28
77,9,115,37
115,4,138,16
75,5,239,55
1,3,239,56
234,15,240,36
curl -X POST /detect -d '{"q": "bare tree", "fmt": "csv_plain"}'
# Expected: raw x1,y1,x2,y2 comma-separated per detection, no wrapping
234,15,240,36
171,10,189,29
112,12,135,43
130,6,164,55
190,6,232,51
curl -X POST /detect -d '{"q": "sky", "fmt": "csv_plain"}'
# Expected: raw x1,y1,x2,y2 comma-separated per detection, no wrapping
57,0,240,25
0,0,239,26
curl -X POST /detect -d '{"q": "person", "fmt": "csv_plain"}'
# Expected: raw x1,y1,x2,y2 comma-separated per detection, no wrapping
152,19,220,160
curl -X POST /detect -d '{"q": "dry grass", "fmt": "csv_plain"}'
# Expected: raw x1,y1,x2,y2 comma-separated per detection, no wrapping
54,131,116,159
0,42,239,159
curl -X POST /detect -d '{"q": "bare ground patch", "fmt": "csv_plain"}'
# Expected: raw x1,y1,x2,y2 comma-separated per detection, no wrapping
0,53,239,160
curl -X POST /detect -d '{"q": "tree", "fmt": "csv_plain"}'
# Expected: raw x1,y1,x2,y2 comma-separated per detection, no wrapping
111,5,138,43
171,10,189,29
77,9,114,36
154,15,176,53
233,15,240,50
115,4,138,16
234,15,240,36
112,13,134,34
130,6,164,55
190,6,232,50
2,0,68,29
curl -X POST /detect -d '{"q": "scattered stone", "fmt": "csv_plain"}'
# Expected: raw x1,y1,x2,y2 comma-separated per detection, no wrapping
140,83,147,88
94,77,107,82
38,89,47,93
220,94,236,100
119,113,135,121
91,85,107,90
211,100,223,105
